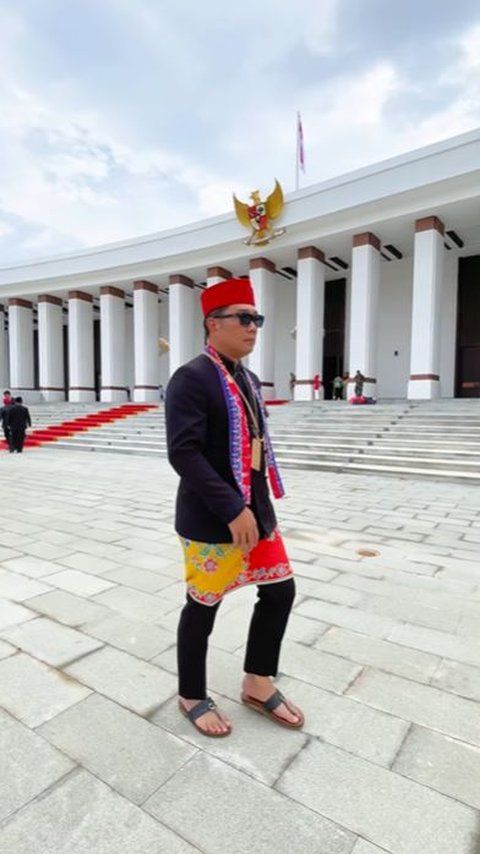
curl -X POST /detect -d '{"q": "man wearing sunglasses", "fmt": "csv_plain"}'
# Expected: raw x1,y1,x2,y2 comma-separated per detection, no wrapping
166,277,303,737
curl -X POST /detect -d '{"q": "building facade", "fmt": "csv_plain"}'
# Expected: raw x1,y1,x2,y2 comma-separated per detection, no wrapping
1,129,480,403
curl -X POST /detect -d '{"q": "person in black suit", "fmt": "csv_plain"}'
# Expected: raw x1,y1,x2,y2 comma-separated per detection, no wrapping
166,277,303,737
0,390,14,449
5,396,31,453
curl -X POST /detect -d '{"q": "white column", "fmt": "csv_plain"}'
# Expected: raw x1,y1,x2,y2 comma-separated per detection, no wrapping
38,295,65,402
294,246,325,401
347,232,381,399
206,265,231,287
0,305,8,389
408,216,444,400
168,274,196,374
133,280,159,402
8,298,34,397
248,258,277,399
100,286,127,402
68,290,95,402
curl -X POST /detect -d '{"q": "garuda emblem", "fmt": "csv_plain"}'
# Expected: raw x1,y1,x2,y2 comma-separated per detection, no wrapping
233,179,286,246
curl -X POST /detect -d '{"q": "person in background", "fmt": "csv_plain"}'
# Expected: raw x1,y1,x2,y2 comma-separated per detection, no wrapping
313,373,321,400
5,396,31,453
354,370,365,397
332,375,344,400
288,372,295,399
0,390,14,449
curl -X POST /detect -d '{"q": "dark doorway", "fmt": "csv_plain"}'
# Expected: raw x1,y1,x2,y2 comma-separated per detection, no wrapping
33,329,39,390
323,278,346,399
63,323,69,392
94,318,101,400
456,257,480,397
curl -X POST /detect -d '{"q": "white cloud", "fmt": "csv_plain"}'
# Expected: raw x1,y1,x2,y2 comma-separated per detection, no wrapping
0,220,13,239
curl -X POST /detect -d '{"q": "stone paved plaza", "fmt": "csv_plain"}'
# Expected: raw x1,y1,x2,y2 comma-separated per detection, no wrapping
1,449,480,853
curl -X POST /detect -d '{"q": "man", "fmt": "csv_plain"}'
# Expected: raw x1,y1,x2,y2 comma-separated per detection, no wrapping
5,396,31,453
354,369,365,397
332,375,344,401
0,390,14,449
166,277,303,737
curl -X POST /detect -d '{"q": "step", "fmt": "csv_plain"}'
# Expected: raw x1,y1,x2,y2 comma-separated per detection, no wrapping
274,448,480,473
279,456,480,483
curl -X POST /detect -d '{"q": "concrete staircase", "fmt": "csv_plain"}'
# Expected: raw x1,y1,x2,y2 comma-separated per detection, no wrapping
25,399,480,483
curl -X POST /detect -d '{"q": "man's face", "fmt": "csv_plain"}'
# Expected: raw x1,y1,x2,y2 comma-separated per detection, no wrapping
207,303,261,360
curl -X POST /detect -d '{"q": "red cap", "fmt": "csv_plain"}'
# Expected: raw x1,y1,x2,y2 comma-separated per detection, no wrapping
201,277,255,317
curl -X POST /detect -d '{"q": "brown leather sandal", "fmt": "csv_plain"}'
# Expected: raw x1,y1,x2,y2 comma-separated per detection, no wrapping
241,689,304,729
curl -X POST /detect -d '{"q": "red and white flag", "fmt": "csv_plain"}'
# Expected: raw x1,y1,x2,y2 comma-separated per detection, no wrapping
297,112,305,173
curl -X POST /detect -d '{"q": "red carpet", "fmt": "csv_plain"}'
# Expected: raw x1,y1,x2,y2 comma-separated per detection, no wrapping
1,404,158,451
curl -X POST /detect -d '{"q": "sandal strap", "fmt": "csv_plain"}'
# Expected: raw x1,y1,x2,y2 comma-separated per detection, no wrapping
186,696,217,723
263,690,286,713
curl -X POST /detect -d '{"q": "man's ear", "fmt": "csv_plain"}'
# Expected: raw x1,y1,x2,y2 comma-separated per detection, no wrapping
205,315,217,334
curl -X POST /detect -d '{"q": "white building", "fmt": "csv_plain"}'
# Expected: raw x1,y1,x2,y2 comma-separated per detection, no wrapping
1,129,480,403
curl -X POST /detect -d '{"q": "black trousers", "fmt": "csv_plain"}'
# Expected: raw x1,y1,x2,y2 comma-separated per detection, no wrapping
9,429,26,453
177,577,295,699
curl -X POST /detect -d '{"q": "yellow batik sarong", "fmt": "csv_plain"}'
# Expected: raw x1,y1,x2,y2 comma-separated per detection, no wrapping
180,528,293,606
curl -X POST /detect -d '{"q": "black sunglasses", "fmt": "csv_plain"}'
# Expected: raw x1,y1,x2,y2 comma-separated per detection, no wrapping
215,312,265,328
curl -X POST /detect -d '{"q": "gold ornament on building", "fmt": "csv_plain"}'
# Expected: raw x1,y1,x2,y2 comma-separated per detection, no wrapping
158,337,170,354
233,179,286,246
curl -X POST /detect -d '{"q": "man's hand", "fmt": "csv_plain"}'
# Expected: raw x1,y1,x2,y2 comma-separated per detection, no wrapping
228,507,259,554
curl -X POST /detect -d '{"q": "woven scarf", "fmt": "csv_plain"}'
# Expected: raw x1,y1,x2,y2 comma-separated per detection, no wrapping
205,344,285,503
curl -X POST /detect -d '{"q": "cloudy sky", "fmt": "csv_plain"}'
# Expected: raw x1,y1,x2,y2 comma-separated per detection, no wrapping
1,0,480,264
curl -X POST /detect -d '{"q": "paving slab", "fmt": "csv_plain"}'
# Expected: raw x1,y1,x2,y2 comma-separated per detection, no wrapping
0,555,63,579
1,617,103,666
65,644,177,714
0,769,199,854
0,652,91,726
81,613,175,659
388,623,480,668
352,842,392,854
24,589,111,627
278,638,362,693
316,626,441,682
0,597,35,630
42,568,116,597
58,551,125,576
347,669,480,747
294,576,364,606
0,708,74,822
295,599,399,639
277,675,408,766
0,571,52,602
393,724,480,810
277,740,479,854
144,752,356,854
0,637,16,659
100,564,174,592
93,584,175,621
430,659,480,702
39,693,196,804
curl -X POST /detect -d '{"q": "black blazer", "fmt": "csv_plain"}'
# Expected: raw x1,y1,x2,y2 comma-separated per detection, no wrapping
5,403,31,432
166,354,275,542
